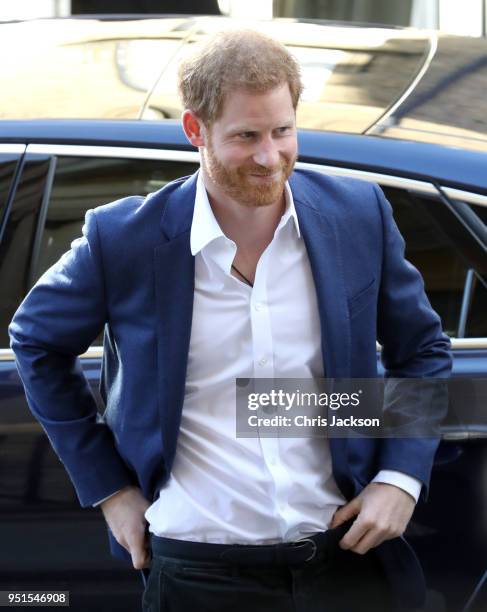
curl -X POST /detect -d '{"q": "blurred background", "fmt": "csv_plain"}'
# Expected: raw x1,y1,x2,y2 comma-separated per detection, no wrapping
0,0,486,37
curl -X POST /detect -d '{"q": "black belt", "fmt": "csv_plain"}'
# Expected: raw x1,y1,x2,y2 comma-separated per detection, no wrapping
150,521,352,567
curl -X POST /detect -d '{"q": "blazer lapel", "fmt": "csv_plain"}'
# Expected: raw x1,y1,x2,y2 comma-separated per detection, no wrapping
290,171,354,500
154,173,197,476
290,172,351,379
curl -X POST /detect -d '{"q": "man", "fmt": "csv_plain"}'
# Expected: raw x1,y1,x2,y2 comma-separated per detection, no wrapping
9,30,451,611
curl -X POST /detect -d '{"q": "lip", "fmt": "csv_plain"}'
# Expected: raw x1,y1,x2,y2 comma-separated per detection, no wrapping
249,171,281,182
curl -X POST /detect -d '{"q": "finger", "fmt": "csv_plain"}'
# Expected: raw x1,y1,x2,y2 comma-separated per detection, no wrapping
131,543,150,570
129,528,150,570
349,529,383,555
139,548,152,569
330,498,360,528
339,517,369,550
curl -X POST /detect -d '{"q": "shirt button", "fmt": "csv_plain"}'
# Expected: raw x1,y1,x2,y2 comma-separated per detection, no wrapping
259,357,267,366
254,302,265,311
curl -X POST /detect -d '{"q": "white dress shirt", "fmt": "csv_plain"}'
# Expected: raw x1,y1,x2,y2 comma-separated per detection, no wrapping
145,172,421,543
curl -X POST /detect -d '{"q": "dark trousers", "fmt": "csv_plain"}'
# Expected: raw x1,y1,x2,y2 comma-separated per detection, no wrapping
142,523,396,612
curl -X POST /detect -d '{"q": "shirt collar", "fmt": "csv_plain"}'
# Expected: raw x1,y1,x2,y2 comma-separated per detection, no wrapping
190,172,225,256
190,172,301,256
280,181,301,238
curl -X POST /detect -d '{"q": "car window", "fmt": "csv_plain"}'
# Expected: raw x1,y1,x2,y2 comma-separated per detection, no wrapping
381,185,487,338
144,25,428,133
287,41,426,133
453,200,487,338
0,157,52,348
30,155,199,346
31,156,199,284
468,203,487,228
0,153,21,230
463,271,487,338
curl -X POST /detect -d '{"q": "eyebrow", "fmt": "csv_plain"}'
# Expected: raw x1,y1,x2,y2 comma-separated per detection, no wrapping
228,121,295,133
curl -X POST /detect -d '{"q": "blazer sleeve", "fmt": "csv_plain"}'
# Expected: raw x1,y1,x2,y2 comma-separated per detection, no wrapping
374,185,452,499
8,209,135,507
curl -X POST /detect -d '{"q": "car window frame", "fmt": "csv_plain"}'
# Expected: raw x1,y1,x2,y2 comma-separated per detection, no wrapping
0,143,486,356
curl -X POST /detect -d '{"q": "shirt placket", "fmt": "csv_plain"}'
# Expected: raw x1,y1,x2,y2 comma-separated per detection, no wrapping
251,236,295,539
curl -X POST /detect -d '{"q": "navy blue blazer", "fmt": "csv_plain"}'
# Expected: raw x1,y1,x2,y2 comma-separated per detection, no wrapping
9,169,451,607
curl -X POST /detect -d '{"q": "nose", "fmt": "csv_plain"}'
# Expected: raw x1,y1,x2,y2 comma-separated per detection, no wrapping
253,135,280,169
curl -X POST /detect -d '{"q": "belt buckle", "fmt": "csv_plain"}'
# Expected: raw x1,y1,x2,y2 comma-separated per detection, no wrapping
297,537,317,562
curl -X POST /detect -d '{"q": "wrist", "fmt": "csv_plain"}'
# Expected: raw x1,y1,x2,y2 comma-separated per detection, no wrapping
100,485,138,512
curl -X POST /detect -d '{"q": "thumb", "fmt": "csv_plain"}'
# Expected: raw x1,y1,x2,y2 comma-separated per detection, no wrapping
131,543,151,570
130,533,151,570
330,497,361,528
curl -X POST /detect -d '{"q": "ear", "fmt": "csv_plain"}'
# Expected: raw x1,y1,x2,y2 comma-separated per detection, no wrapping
181,110,206,147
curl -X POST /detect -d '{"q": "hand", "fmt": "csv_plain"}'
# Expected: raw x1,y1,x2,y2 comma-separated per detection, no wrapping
330,482,416,555
100,485,151,569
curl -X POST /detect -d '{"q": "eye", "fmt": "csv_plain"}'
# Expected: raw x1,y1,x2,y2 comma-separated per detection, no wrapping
238,131,256,140
276,126,292,135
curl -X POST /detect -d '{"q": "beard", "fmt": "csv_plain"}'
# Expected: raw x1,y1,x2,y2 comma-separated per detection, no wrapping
203,137,296,208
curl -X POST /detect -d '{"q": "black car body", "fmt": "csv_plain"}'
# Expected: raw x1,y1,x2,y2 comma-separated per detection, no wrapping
0,16,486,612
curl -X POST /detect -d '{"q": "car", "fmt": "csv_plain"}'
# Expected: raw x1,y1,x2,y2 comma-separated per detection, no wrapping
0,15,486,612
